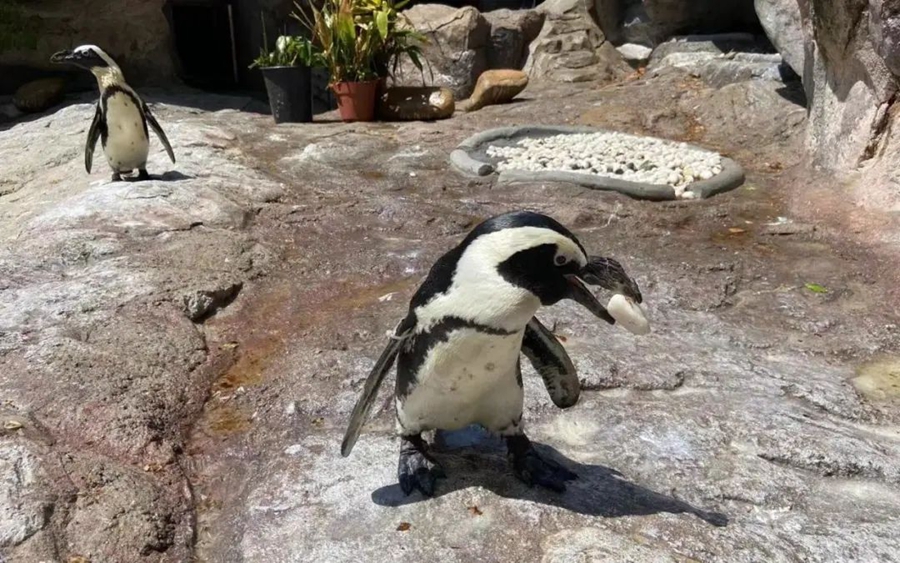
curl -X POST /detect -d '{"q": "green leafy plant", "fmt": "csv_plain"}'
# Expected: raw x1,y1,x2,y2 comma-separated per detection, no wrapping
249,13,323,69
291,0,427,84
356,0,428,79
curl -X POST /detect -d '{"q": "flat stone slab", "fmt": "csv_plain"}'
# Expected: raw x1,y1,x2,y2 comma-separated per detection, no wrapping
451,125,745,201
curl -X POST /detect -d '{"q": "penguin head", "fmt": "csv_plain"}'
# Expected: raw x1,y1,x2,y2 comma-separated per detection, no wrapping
433,211,642,325
51,45,120,75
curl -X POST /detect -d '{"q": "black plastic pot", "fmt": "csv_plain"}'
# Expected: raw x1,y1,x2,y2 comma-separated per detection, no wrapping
261,65,312,124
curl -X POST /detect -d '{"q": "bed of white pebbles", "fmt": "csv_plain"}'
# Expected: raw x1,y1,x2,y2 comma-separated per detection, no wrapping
486,131,724,198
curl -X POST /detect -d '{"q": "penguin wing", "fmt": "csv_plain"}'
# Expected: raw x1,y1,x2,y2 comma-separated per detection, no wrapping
522,317,581,409
85,102,103,173
341,315,415,457
142,102,176,164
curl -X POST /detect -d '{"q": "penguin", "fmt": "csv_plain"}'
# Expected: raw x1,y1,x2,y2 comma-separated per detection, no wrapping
342,211,645,496
50,45,175,181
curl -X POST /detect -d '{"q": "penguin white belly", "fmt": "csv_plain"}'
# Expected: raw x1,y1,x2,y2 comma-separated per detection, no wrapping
104,93,149,171
398,329,525,433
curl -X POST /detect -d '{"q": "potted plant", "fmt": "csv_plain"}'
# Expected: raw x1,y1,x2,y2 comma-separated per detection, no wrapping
358,0,428,90
292,0,426,122
250,22,323,124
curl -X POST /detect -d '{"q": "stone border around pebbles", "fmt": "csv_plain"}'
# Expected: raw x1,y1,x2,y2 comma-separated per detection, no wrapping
450,125,745,201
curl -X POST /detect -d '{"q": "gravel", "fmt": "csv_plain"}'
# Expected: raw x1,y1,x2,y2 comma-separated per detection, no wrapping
486,131,724,198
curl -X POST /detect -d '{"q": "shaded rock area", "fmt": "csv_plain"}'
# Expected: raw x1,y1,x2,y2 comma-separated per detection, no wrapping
0,0,175,90
2,50,900,563
594,0,761,46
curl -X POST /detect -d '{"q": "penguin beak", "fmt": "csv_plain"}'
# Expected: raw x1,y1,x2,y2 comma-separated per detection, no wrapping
50,50,75,64
564,256,643,325
565,274,615,324
580,256,643,303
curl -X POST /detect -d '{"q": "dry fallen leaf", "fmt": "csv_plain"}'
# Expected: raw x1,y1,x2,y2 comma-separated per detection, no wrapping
467,505,483,516
3,420,23,431
396,522,411,532
728,228,746,234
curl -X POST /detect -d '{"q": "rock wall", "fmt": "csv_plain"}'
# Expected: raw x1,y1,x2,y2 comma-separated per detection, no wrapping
755,0,899,174
0,0,176,92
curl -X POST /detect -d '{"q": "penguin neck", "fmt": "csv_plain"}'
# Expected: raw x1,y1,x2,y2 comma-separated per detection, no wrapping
93,67,127,91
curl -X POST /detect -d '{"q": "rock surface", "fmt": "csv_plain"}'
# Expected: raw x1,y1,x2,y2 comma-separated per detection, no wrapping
463,69,529,111
524,0,631,83
483,9,546,70
397,5,490,99
377,86,455,121
753,0,806,74
2,64,900,563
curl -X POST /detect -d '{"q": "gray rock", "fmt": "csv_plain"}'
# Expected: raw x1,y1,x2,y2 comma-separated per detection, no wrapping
396,5,490,99
0,444,49,548
870,0,900,76
616,43,653,65
483,9,545,70
524,0,631,83
799,0,897,172
754,0,806,75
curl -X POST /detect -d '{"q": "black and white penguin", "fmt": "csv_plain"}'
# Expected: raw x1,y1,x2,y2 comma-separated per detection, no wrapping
342,211,645,496
51,45,175,181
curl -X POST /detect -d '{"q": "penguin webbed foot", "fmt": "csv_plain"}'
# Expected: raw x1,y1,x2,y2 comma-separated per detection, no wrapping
111,172,122,182
398,435,445,497
137,168,151,181
506,434,577,493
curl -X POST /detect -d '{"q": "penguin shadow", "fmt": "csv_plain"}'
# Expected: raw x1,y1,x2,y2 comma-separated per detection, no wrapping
371,426,728,528
111,170,192,183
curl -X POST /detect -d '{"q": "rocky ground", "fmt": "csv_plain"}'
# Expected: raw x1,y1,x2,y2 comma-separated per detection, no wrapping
2,63,900,562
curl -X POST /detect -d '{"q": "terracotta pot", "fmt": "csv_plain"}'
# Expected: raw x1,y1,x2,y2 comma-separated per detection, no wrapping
332,80,379,122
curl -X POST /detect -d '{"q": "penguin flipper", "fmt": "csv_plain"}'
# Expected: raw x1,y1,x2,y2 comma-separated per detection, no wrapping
341,315,415,457
143,102,176,164
85,102,102,173
522,316,580,409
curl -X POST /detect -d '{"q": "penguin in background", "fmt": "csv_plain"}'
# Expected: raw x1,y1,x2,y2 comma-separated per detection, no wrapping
342,210,648,496
51,45,175,181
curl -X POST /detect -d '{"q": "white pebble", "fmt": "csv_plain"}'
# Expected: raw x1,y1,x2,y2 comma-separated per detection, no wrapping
607,294,650,335
488,131,723,199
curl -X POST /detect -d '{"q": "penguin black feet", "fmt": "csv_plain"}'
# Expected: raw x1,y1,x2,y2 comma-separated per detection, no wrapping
398,434,445,497
505,434,577,493
137,168,151,181
111,172,123,182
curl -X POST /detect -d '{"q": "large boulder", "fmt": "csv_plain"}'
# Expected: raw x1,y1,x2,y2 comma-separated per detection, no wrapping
396,5,490,99
754,0,806,74
524,0,631,83
799,0,897,171
595,0,759,47
0,0,175,92
483,9,546,70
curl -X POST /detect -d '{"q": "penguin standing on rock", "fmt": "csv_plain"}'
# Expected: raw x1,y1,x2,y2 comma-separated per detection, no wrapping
342,211,648,496
51,45,175,181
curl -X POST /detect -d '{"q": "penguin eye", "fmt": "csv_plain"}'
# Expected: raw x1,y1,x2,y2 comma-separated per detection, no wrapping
555,255,567,266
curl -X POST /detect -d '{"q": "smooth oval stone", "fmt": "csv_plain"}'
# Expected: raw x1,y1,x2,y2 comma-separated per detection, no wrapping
13,77,66,113
463,69,528,112
377,86,455,121
608,294,650,335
